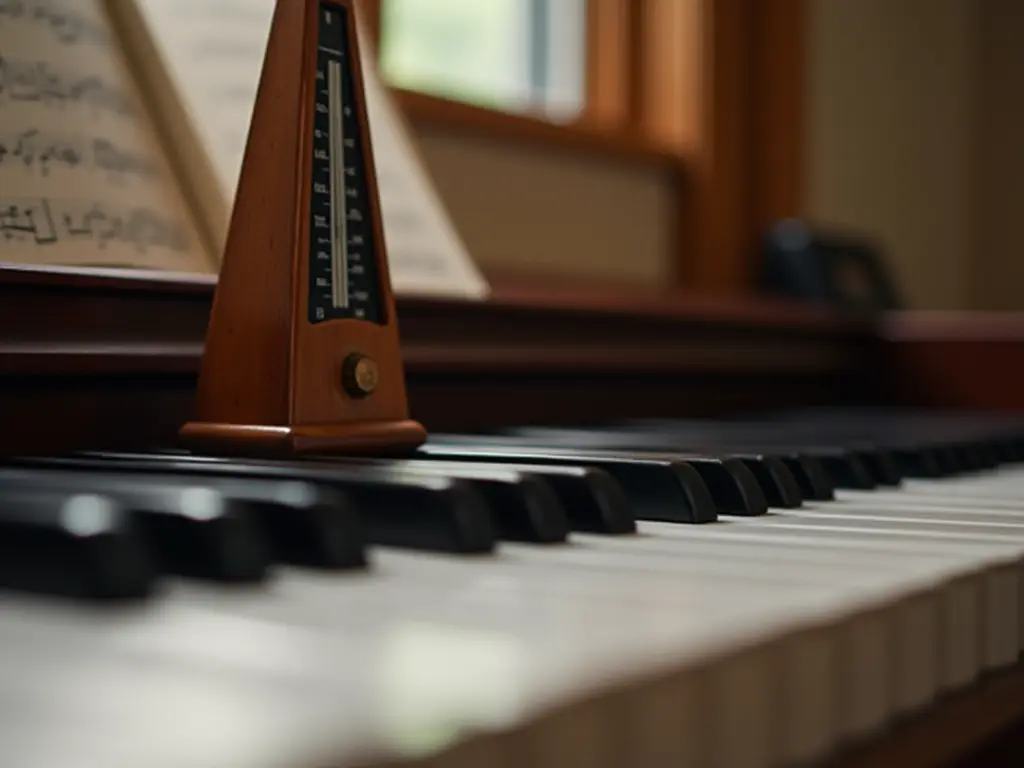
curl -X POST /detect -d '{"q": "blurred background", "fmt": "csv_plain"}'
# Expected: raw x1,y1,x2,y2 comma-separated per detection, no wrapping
368,0,1024,311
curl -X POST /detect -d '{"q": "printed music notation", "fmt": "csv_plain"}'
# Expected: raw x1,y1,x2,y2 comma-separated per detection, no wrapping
127,0,489,294
0,198,190,255
0,0,111,46
0,129,161,179
0,55,134,116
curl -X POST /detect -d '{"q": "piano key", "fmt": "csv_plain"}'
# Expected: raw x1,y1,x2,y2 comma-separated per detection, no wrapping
6,412,1024,768
171,512,1010,766
1,465,1021,768
322,459,571,544
671,456,768,515
0,489,155,600
888,444,944,477
776,453,835,501
416,441,717,523
12,458,367,570
0,469,269,583
39,454,498,555
428,438,757,517
606,419,904,489
317,456,635,535
718,513,1024,664
729,453,804,508
497,426,805,507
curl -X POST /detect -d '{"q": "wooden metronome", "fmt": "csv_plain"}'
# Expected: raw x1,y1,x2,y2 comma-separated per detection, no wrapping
180,0,427,457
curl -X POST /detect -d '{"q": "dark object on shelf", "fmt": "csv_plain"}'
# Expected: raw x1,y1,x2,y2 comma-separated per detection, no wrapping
760,219,902,312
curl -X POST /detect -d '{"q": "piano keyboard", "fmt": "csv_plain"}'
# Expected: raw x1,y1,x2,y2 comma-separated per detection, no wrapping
2,408,1023,768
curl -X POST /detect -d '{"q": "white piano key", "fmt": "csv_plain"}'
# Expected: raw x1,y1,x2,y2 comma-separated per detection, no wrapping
720,515,1024,666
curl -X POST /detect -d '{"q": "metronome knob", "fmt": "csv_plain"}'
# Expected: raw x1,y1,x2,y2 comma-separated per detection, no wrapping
342,353,379,397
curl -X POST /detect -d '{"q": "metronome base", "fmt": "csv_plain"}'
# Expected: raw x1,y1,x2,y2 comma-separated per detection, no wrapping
179,419,428,458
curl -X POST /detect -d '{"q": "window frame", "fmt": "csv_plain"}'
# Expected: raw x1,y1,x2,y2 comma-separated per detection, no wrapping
359,0,806,297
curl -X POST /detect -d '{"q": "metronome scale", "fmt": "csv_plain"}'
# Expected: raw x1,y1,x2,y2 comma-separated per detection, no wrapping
308,4,383,325
180,0,426,457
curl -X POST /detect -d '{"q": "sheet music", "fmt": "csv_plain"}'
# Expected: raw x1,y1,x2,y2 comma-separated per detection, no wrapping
0,0,213,272
129,0,490,299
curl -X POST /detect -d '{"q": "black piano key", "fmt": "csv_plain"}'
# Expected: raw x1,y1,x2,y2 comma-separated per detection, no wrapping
0,489,155,601
970,441,1000,471
502,424,850,499
0,469,269,583
520,465,635,534
11,461,366,571
678,457,768,516
851,447,903,487
732,455,803,508
889,445,944,478
798,448,877,490
776,454,834,501
31,455,498,555
427,433,749,517
197,478,366,570
417,443,717,524
326,457,632,536
321,460,569,544
989,438,1019,465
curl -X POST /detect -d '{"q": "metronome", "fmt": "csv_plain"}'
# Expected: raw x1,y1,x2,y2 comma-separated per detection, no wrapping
180,0,427,457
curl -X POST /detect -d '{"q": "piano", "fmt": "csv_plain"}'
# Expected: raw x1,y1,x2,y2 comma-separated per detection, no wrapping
4,264,1024,767
5,1,1024,765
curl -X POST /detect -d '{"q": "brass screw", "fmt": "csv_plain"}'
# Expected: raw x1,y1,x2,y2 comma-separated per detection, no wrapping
342,353,379,397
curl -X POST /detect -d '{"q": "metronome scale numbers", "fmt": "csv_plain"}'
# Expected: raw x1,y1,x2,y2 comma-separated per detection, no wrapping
308,2,383,325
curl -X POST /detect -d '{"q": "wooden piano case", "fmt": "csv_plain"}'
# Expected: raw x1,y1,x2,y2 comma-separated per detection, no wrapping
2,261,1024,765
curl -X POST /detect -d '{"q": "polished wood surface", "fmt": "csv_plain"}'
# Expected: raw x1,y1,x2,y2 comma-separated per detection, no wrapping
882,311,1024,412
179,0,425,457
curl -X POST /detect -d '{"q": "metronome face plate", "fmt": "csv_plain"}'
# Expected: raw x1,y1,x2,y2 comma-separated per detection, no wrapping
306,2,385,326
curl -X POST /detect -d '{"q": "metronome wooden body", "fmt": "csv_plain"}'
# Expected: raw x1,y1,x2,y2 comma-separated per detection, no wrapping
180,0,426,457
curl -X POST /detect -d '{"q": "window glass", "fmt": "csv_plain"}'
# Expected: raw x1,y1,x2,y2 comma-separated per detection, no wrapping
380,0,585,120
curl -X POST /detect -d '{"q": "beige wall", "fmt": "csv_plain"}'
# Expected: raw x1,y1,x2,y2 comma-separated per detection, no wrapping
804,0,976,310
805,0,1024,311
411,127,678,287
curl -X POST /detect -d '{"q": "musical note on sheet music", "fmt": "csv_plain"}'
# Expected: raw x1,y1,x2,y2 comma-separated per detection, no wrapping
0,198,190,254
0,129,161,180
0,0,213,273
0,56,135,115
0,0,112,46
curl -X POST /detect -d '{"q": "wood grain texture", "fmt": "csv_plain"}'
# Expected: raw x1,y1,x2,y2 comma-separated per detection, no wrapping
180,0,425,456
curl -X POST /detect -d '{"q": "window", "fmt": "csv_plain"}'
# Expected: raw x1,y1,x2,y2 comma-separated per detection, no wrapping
367,0,805,297
379,0,587,121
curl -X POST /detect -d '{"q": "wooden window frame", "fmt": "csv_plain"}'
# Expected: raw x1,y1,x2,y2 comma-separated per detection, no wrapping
359,0,805,298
